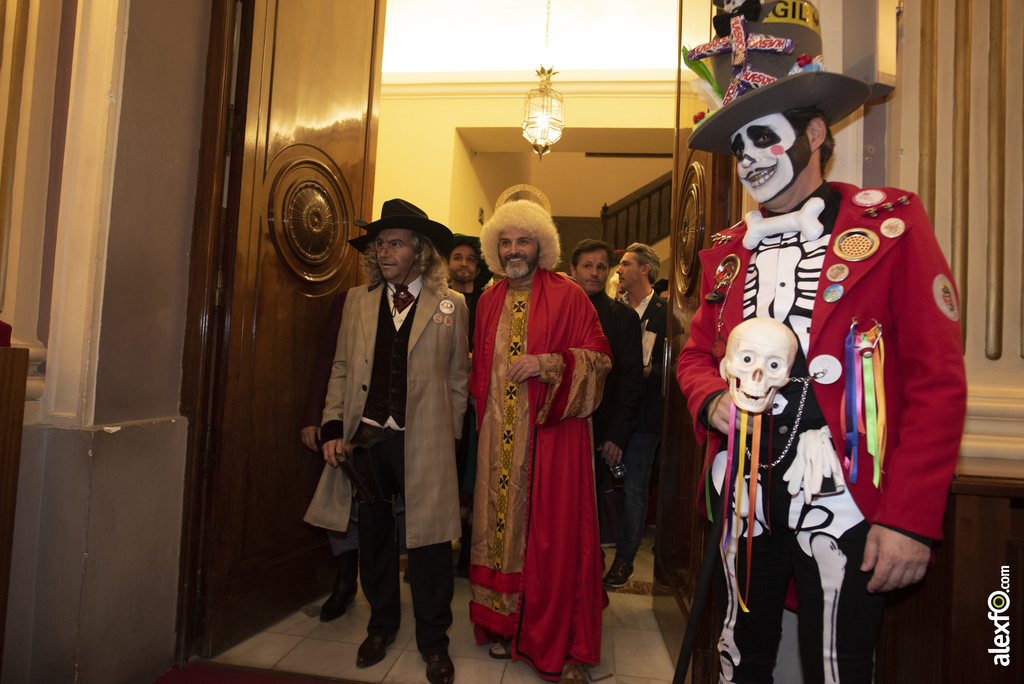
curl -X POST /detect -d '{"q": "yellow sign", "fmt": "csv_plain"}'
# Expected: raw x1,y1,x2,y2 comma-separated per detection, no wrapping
763,0,821,34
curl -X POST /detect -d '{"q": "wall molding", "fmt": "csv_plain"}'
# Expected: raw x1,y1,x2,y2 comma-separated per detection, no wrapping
959,385,1024,474
382,69,677,99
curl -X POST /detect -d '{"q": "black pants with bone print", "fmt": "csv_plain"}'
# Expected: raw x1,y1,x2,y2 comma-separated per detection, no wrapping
711,501,885,684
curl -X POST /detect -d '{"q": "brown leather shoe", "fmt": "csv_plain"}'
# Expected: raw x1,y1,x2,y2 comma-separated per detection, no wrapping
356,633,396,667
422,652,455,684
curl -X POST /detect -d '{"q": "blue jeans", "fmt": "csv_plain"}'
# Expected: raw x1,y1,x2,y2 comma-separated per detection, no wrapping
614,431,660,564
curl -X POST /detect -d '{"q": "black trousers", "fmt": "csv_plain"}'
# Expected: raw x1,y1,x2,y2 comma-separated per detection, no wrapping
358,431,454,655
712,516,885,684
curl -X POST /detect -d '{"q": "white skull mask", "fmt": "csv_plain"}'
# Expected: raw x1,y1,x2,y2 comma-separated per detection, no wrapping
731,113,811,206
720,318,798,413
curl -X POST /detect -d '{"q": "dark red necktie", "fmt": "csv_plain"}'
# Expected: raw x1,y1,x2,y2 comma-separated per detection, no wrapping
392,284,413,313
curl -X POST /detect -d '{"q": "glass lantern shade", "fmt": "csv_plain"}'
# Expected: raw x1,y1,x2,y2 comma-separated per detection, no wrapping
522,68,564,158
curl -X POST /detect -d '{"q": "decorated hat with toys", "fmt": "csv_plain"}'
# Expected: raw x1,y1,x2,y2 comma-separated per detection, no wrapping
685,0,871,155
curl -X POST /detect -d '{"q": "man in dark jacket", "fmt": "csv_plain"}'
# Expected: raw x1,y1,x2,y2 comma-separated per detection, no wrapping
603,242,667,589
569,239,644,546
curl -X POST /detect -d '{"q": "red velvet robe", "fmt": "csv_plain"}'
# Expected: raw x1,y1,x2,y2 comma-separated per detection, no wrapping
469,268,612,680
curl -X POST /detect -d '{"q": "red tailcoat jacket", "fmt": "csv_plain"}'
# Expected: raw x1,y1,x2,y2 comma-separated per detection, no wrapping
676,183,966,540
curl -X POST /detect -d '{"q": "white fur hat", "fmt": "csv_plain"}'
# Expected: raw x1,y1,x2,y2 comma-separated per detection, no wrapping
480,200,561,275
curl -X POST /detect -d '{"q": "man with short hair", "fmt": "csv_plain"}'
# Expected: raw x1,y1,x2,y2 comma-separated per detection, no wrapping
603,242,667,589
304,199,469,684
678,4,966,680
447,234,491,348
569,239,643,546
470,201,611,683
447,234,491,575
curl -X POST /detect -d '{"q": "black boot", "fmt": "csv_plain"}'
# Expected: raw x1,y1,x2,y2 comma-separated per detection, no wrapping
320,549,358,622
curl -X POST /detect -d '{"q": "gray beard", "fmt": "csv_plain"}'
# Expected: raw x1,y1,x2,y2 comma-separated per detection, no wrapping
502,255,537,280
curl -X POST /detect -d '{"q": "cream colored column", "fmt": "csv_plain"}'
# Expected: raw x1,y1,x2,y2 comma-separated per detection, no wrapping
42,0,130,427
821,0,864,188
894,0,1024,475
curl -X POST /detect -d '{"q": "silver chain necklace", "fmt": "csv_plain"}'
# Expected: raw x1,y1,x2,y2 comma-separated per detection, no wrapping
754,375,818,469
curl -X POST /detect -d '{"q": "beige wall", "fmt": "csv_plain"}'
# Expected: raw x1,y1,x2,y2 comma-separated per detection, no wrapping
890,0,1024,475
373,82,676,237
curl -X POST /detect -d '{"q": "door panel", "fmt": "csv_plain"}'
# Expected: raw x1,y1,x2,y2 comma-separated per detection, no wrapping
656,141,740,683
199,0,383,655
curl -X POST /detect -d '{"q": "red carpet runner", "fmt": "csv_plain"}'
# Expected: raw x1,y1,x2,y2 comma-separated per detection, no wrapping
152,663,357,683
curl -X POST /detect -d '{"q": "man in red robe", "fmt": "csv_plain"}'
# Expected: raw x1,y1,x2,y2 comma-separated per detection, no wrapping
469,199,611,683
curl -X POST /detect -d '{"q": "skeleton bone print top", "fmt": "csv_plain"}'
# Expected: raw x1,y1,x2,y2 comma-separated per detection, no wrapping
740,183,837,469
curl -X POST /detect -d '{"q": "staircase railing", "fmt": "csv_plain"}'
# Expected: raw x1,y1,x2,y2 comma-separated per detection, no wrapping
601,171,672,248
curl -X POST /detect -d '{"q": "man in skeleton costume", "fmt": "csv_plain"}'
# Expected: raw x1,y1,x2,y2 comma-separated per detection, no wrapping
677,2,967,682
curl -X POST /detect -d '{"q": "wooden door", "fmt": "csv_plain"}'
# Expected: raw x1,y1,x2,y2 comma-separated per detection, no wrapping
655,142,740,683
179,0,384,658
1,348,29,672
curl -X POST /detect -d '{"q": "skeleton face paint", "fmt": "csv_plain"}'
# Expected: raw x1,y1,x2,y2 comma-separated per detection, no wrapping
731,113,812,205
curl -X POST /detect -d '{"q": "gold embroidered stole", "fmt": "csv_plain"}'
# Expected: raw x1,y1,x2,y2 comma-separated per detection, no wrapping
491,288,529,608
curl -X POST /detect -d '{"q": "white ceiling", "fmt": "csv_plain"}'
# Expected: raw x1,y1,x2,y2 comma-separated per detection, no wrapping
379,1,717,157
381,0,710,75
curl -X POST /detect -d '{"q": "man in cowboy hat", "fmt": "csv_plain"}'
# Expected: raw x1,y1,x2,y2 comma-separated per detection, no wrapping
677,2,966,681
304,198,469,684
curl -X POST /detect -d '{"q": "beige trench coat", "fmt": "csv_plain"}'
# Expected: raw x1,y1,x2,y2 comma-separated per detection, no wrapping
304,283,469,548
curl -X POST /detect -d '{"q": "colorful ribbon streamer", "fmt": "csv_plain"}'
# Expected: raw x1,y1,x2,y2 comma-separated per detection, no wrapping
842,320,886,488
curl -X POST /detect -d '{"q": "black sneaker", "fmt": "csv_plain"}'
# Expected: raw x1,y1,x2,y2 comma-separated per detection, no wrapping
602,559,633,590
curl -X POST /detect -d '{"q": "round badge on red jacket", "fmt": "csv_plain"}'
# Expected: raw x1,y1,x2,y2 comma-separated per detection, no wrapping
852,189,887,207
932,274,960,321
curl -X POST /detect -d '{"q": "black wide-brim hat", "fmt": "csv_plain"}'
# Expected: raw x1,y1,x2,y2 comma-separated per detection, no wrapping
688,71,871,155
686,0,871,155
349,198,454,255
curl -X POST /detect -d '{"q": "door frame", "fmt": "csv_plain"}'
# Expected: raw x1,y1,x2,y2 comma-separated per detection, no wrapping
176,0,243,662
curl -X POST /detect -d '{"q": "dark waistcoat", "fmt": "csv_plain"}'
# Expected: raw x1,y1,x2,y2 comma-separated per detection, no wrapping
363,289,416,428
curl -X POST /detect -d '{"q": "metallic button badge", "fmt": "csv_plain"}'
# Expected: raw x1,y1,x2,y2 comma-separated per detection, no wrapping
833,228,880,262
706,254,741,304
880,218,905,238
852,189,887,207
826,264,850,282
823,283,844,302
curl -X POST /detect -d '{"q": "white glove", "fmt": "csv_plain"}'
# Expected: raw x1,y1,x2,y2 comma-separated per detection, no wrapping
783,426,845,504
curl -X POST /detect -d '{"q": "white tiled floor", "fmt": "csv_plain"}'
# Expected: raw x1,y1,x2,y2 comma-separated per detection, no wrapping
212,528,675,683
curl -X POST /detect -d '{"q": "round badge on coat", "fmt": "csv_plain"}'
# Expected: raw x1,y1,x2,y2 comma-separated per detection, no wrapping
932,274,960,321
444,315,453,327
809,355,842,384
823,283,844,303
880,218,906,238
439,299,455,315
833,228,880,262
852,189,887,207
826,264,849,282
433,313,443,324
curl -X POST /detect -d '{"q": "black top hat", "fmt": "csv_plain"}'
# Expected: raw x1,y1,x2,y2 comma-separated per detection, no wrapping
349,198,455,255
452,233,483,255
687,0,871,155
